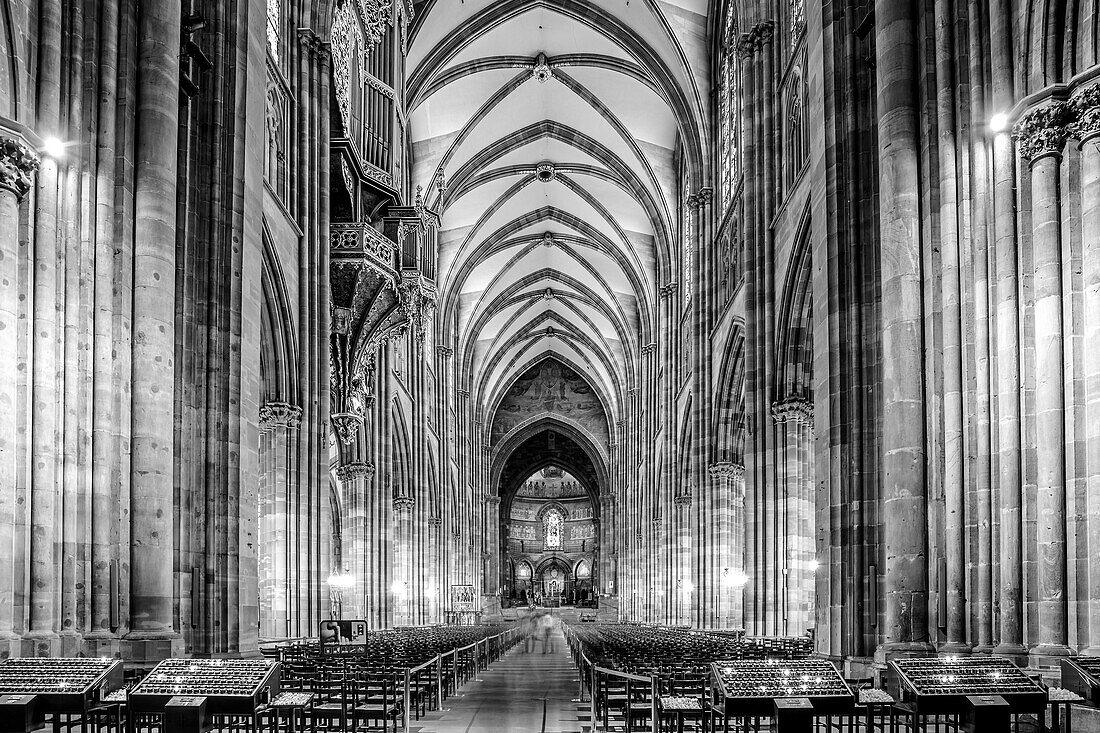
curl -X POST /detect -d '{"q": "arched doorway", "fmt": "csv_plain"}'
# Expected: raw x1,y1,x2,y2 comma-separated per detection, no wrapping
502,465,597,607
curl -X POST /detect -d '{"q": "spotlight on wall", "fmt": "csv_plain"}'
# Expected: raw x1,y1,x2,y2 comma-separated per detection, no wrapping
390,580,407,596
327,571,354,589
723,569,749,588
989,112,1010,133
41,136,66,159
809,559,821,572
681,579,694,595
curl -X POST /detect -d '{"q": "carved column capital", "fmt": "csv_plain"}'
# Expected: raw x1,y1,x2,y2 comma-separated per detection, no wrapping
260,401,303,432
393,495,415,511
753,20,776,44
331,412,364,444
483,496,501,507
457,388,470,399
660,282,679,298
674,493,693,508
1013,101,1076,161
427,515,444,528
771,397,814,429
634,530,643,541
708,461,742,480
437,344,454,358
1072,85,1100,142
600,491,616,504
651,516,663,530
736,33,757,59
335,461,375,483
0,136,39,199
641,342,657,356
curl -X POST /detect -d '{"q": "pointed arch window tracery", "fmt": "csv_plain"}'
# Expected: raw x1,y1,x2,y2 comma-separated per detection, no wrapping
718,9,741,211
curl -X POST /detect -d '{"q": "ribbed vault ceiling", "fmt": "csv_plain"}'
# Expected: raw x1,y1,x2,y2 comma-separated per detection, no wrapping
409,0,708,445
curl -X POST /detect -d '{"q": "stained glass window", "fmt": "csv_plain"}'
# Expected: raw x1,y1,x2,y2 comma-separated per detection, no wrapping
718,9,741,211
544,508,563,549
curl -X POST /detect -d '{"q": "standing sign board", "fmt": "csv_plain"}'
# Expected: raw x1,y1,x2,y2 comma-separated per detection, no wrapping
319,620,368,654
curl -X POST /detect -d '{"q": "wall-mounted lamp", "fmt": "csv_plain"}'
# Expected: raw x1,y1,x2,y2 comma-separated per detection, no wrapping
41,136,66,159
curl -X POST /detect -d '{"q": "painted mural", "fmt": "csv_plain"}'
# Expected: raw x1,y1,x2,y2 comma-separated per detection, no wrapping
490,358,610,448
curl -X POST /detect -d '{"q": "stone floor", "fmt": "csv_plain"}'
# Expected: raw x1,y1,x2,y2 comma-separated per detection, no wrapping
411,627,588,732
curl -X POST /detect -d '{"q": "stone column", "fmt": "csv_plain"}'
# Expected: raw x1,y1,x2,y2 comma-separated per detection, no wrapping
392,495,414,625
731,464,746,629
873,0,933,659
427,515,444,622
1013,103,1075,661
485,494,502,598
0,137,38,654
127,0,183,661
708,462,737,629
990,37,1026,659
335,460,374,622
1076,87,1100,654
259,402,303,638
772,399,814,636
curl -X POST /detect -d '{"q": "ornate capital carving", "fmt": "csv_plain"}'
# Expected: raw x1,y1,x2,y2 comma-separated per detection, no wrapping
1013,101,1076,161
651,516,663,530
331,412,364,444
695,187,714,205
615,419,627,432
397,271,437,344
393,495,415,511
483,496,501,507
437,344,453,358
674,493,693,508
427,515,444,528
457,388,470,399
600,491,616,504
641,342,657,356
0,137,39,199
736,33,757,59
771,397,814,429
753,20,776,44
260,401,303,432
1072,85,1100,141
634,530,643,541
357,0,393,46
335,461,375,482
708,461,742,480
660,282,679,298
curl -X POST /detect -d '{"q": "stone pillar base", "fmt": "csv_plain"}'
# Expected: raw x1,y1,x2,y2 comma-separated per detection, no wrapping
873,641,936,665
938,641,973,655
0,632,21,659
121,632,185,669
58,631,86,657
992,642,1029,666
1030,644,1074,669
21,632,61,657
83,632,124,659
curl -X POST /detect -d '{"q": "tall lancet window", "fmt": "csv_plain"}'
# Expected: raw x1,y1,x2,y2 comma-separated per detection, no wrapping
544,508,564,549
718,9,740,211
267,0,280,61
